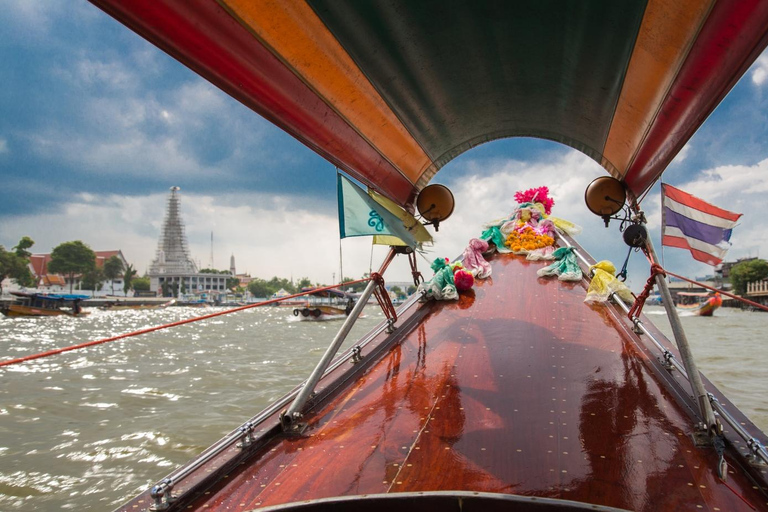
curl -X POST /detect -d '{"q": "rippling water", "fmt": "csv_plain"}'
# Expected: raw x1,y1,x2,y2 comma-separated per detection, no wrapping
0,304,766,511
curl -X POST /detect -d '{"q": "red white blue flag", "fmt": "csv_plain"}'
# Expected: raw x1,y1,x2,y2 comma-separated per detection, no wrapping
661,184,741,266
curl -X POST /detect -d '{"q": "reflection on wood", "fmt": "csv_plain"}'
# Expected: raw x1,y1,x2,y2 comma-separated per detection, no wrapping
119,251,768,512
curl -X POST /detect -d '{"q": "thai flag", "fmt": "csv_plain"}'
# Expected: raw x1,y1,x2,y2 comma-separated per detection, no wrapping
661,184,741,266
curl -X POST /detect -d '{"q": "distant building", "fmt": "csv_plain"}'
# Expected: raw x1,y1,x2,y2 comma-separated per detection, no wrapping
148,187,227,296
236,273,252,288
715,257,757,284
27,250,130,293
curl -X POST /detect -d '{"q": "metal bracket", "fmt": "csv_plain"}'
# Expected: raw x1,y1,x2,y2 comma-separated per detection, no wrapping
747,439,768,468
386,318,396,334
279,410,308,436
237,421,256,449
661,350,675,371
350,345,363,364
149,478,176,511
691,422,711,446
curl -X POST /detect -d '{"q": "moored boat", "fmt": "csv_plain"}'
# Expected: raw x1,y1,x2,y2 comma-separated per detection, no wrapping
1,291,90,318
71,1,768,510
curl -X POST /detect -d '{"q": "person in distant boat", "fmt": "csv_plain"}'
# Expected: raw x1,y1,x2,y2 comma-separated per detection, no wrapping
73,299,82,316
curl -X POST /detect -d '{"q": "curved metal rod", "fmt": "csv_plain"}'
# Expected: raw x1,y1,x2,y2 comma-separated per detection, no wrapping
556,232,768,470
149,283,425,505
709,394,768,466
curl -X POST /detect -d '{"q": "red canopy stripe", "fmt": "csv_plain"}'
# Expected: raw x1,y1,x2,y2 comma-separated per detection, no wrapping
89,0,416,205
624,0,768,197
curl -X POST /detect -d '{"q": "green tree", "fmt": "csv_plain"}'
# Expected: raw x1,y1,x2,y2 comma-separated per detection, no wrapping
296,277,313,290
132,276,150,292
48,241,96,293
390,285,404,299
407,285,417,295
247,278,275,298
267,276,295,294
0,244,35,292
123,264,137,294
13,236,35,258
81,267,105,295
343,274,369,293
730,259,768,296
103,255,125,296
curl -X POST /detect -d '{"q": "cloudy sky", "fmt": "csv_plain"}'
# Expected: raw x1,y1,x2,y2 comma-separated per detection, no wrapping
2,2,768,291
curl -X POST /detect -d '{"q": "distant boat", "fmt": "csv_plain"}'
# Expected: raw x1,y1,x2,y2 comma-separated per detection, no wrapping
1,291,90,318
676,292,723,317
293,288,355,321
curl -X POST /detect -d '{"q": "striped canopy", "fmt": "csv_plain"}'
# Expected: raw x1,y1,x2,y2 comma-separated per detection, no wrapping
90,0,768,208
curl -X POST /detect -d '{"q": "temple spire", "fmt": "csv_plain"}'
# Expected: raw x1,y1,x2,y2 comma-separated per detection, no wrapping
149,187,197,275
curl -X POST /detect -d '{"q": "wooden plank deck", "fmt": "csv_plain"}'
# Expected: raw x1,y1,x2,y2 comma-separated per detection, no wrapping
119,251,768,512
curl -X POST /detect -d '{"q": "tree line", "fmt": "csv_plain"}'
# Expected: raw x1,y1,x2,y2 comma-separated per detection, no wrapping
245,274,416,299
5,236,768,300
0,237,137,294
1,237,357,298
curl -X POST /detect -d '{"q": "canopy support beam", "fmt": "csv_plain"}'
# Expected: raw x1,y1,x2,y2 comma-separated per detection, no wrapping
643,236,718,435
281,248,397,432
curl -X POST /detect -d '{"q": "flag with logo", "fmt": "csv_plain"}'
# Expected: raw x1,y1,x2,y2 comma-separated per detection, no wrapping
337,174,420,248
661,184,741,266
367,188,432,247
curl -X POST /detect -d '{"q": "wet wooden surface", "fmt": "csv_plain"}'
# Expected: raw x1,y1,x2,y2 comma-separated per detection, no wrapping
128,252,768,511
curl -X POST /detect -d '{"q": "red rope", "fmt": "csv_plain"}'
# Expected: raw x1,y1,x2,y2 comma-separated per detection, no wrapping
642,246,768,313
628,263,666,321
720,478,757,510
662,269,768,313
0,278,371,368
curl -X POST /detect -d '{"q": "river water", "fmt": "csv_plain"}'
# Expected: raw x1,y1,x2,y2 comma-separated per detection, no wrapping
0,304,765,511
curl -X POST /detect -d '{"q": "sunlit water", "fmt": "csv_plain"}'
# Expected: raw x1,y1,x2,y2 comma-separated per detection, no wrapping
0,304,766,510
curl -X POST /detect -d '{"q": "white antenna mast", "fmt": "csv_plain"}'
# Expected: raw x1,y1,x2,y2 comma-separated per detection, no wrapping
209,231,214,269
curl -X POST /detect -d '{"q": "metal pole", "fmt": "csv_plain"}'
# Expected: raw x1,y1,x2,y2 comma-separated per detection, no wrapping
282,248,397,428
283,277,378,424
644,237,717,432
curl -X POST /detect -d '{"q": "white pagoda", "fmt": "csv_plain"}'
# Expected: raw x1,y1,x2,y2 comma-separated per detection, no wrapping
148,187,227,296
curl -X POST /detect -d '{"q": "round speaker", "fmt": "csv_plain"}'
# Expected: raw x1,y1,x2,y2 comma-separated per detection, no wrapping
416,184,455,223
585,176,626,217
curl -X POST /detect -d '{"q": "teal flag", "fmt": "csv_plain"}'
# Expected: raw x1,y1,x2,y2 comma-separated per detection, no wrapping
338,174,418,248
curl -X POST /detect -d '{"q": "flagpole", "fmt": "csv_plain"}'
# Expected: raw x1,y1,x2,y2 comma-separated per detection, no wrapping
659,180,667,282
336,168,343,288
339,238,344,289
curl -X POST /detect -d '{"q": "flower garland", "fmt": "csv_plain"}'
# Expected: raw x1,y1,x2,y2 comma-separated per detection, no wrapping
505,226,554,253
513,186,554,215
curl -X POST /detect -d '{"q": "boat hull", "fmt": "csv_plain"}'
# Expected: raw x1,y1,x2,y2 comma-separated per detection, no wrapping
677,296,722,317
116,245,768,512
1,304,88,317
293,305,349,320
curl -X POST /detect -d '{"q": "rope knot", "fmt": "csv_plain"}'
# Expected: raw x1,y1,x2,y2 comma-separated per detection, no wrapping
628,263,666,321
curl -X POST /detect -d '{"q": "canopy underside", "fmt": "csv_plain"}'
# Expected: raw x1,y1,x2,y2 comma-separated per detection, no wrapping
90,0,768,206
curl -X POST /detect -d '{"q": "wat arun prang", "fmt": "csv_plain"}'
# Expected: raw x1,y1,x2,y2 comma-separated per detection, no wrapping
148,187,227,297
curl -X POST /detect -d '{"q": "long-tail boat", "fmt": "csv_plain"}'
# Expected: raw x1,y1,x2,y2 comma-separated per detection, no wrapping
1,291,90,318
86,1,768,511
293,288,355,320
676,292,724,317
